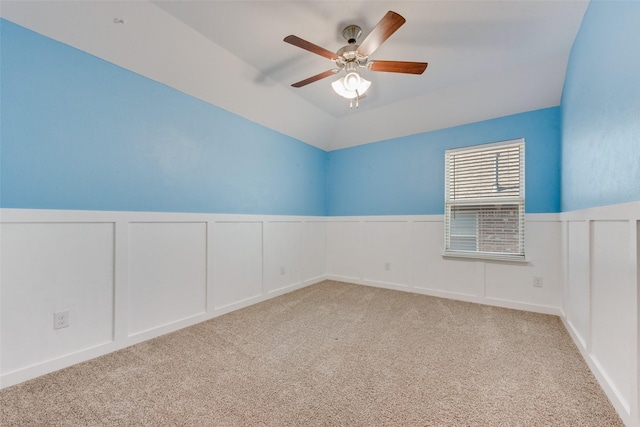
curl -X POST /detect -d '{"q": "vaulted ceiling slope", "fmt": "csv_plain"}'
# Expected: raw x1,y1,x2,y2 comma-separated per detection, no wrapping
1,1,588,151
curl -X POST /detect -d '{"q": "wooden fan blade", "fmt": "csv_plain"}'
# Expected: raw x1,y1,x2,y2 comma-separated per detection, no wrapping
368,60,428,74
284,35,339,60
291,69,339,88
357,11,406,57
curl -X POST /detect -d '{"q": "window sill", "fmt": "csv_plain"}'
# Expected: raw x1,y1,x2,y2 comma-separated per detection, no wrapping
441,251,528,263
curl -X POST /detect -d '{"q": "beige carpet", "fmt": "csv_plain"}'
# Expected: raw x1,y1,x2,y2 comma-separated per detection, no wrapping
1,280,624,426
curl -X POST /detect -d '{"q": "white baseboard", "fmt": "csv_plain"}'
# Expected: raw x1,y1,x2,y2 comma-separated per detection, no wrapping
326,275,562,316
0,276,326,389
562,317,633,427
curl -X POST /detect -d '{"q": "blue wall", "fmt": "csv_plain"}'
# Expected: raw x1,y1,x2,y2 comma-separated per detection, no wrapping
1,19,569,217
561,1,640,212
328,108,561,215
0,19,327,216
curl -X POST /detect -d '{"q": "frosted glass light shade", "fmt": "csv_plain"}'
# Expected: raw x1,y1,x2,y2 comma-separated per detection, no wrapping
344,72,361,90
331,76,371,99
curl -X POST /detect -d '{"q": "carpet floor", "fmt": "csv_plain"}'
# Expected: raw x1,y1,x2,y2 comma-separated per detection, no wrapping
0,280,624,426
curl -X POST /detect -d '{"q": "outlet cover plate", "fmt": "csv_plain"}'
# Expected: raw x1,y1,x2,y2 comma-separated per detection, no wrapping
54,310,69,329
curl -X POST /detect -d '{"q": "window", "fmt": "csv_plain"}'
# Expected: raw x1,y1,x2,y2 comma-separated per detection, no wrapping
444,139,525,260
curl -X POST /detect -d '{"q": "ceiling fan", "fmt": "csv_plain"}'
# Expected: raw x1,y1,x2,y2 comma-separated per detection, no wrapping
284,11,428,107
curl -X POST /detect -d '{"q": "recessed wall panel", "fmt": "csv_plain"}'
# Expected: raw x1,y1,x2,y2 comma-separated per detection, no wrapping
326,222,361,280
485,221,562,308
1,223,114,374
591,220,634,410
212,222,263,309
566,220,590,345
302,221,326,281
128,222,206,335
412,221,478,296
362,221,409,286
264,222,302,293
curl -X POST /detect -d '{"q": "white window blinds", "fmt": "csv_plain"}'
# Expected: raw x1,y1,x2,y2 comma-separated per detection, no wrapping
444,139,525,260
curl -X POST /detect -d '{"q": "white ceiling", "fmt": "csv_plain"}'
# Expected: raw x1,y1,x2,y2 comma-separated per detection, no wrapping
1,1,588,151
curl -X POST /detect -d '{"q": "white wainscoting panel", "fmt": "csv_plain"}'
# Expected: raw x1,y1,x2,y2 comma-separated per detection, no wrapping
212,221,264,310
328,215,562,314
565,220,590,347
412,221,480,297
0,210,326,389
0,222,114,374
560,201,639,427
3,204,636,427
362,221,410,287
637,220,640,427
485,220,562,310
128,222,207,336
302,221,326,281
326,221,362,281
264,221,302,294
411,221,438,289
591,220,634,413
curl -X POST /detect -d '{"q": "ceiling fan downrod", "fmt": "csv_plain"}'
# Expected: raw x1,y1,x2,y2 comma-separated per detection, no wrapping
342,25,362,45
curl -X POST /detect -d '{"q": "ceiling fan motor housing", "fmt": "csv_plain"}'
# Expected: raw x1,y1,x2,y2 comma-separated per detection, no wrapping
335,44,368,69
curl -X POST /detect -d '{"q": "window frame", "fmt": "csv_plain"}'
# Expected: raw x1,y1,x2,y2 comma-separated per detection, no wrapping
443,139,525,262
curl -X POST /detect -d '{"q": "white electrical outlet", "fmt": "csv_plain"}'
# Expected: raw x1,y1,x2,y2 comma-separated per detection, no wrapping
385,262,391,271
280,266,285,276
54,310,69,329
533,276,543,288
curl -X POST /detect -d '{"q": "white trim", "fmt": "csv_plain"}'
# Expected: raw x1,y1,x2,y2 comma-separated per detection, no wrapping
559,199,640,427
2,204,635,427
442,252,528,263
0,270,326,389
445,138,525,154
562,317,633,427
0,208,326,223
0,208,328,389
327,275,561,316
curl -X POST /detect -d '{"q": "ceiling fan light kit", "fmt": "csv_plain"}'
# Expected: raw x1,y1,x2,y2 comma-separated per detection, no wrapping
284,11,428,108
331,61,371,103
